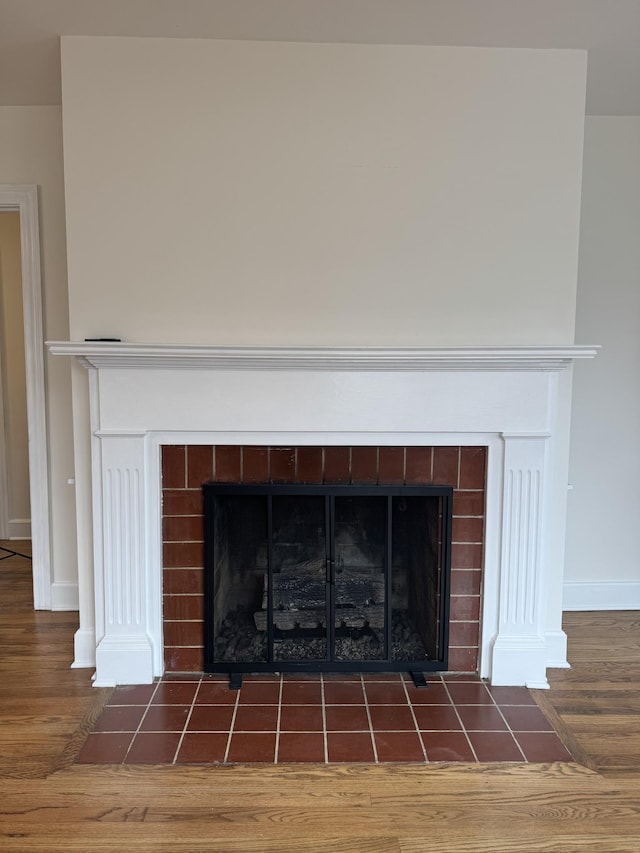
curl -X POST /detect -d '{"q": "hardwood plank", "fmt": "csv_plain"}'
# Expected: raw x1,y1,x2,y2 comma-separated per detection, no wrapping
0,834,402,853
401,836,640,852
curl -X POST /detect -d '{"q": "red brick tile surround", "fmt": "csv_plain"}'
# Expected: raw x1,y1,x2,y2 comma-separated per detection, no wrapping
161,445,486,674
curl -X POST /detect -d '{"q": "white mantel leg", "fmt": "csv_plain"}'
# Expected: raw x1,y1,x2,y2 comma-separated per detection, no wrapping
93,432,155,685
491,434,550,688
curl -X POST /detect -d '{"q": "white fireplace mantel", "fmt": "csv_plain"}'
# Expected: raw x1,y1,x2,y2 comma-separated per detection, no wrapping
48,341,597,688
48,341,597,372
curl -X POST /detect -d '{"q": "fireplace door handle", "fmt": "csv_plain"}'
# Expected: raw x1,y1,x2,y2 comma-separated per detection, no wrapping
326,557,335,585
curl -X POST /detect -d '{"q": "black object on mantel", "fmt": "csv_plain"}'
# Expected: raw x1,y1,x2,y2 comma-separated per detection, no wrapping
84,337,122,342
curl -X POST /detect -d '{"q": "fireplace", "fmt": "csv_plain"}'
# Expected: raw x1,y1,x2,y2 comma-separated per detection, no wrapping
48,341,598,688
203,483,453,684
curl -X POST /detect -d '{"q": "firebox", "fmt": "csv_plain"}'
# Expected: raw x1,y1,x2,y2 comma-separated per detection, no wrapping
204,484,453,687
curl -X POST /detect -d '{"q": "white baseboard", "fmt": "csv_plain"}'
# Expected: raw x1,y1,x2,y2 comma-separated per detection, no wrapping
545,630,570,669
563,581,640,611
50,582,79,611
71,627,96,669
8,518,31,539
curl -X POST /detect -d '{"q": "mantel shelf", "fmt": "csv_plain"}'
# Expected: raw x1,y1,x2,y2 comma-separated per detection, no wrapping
46,341,599,372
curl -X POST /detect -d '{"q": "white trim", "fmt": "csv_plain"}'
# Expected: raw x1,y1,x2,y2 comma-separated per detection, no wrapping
563,581,640,611
51,582,79,611
71,628,96,670
489,435,550,688
46,341,599,373
7,519,31,539
545,630,570,669
0,185,51,609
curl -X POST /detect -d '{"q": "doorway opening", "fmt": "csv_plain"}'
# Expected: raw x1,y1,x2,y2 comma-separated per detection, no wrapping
0,185,51,609
0,210,31,541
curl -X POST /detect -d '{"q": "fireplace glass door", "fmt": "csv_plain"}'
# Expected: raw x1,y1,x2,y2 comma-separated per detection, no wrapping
333,496,387,661
271,494,328,662
204,485,452,676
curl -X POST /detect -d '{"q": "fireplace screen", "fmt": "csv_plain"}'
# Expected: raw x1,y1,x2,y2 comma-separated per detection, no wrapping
204,485,452,678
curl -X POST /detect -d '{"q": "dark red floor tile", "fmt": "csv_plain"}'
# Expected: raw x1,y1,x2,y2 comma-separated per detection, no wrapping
177,732,228,763
325,705,370,731
421,731,476,762
323,682,365,704
327,732,375,762
500,705,555,732
140,704,190,732
283,673,321,684
456,705,508,731
279,705,324,732
362,673,404,682
242,674,282,682
227,732,276,763
441,673,481,682
445,682,493,705
187,705,235,731
278,732,326,763
405,682,451,705
107,684,157,705
281,681,322,705
237,681,281,704
92,705,146,732
374,731,425,763
233,704,279,732
514,732,573,763
412,704,462,731
152,681,199,705
467,731,524,762
368,704,416,731
487,686,537,706
364,682,408,704
125,732,182,764
76,732,133,764
195,681,238,704
321,673,362,682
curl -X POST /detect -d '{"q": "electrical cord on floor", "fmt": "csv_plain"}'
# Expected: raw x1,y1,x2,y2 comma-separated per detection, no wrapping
0,546,32,561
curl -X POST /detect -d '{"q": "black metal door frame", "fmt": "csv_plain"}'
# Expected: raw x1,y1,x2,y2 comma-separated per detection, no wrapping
203,483,453,677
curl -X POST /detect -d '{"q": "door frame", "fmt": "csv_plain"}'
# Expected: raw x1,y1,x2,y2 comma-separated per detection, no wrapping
0,184,51,608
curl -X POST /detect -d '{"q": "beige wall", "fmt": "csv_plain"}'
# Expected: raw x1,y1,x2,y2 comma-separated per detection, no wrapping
565,116,640,601
0,211,30,531
61,38,587,346
0,107,77,587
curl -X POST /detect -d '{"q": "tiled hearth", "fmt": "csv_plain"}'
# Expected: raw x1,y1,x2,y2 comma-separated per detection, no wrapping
76,672,573,766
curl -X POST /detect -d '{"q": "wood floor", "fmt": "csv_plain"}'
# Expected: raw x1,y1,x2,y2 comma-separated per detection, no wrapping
1,542,639,852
